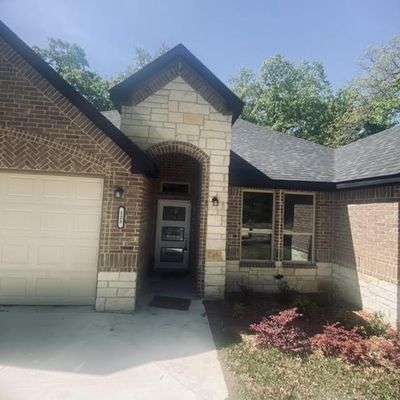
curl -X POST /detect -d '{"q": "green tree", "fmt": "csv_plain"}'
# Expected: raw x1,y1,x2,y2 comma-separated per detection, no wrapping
230,55,335,144
328,36,400,146
112,44,170,84
33,38,113,111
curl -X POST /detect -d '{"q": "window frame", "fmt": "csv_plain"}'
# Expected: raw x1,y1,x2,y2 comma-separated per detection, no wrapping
240,189,275,263
160,181,190,194
282,191,316,264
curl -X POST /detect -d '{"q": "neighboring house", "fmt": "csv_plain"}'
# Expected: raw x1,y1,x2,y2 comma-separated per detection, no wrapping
0,21,399,327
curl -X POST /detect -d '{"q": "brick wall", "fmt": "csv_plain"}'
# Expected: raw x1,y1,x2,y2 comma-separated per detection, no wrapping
0,36,145,312
332,186,399,283
332,186,400,326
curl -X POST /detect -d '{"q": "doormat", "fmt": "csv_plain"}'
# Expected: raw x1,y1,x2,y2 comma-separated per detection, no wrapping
149,296,191,311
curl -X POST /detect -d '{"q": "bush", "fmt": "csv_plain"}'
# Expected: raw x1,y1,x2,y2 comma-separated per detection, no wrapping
238,284,254,305
250,308,310,353
276,280,298,305
291,294,318,317
335,308,364,331
369,334,400,368
383,335,400,367
311,323,373,365
363,312,391,338
232,301,246,320
316,280,338,309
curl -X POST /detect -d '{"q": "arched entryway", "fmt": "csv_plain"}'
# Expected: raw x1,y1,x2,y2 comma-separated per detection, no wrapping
143,141,210,298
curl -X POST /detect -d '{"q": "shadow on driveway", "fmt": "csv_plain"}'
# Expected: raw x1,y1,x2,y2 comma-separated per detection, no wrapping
0,302,228,400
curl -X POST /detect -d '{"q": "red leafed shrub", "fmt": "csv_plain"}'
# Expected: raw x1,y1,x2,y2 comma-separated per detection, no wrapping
369,335,400,367
311,323,373,365
250,308,310,353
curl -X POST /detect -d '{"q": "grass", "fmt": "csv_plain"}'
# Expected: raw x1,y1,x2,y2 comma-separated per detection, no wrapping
221,335,400,400
205,298,400,400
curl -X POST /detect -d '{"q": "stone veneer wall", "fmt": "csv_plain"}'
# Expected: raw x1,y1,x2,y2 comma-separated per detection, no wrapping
225,187,333,293
0,36,143,312
120,76,232,298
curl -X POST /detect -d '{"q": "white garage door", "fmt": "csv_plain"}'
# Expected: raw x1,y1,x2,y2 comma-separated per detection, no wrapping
0,172,103,305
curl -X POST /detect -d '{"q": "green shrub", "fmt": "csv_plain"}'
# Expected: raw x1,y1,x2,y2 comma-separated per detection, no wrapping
276,279,298,305
291,294,318,317
335,308,364,330
232,301,247,320
238,284,254,305
364,312,391,338
317,280,338,309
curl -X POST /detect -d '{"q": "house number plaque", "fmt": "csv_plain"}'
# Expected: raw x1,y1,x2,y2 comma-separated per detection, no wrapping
117,206,125,229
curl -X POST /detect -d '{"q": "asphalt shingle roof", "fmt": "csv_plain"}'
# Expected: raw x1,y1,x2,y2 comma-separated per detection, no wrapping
231,119,334,182
102,110,400,186
232,119,400,184
334,125,400,182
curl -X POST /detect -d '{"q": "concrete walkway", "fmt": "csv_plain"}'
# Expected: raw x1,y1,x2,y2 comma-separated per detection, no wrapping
0,302,228,400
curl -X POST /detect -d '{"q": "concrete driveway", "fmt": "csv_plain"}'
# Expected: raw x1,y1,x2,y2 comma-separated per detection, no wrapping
0,301,228,400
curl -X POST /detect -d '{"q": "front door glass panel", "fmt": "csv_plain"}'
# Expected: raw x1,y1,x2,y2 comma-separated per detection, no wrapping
162,226,184,241
163,206,185,221
155,200,191,270
160,247,184,263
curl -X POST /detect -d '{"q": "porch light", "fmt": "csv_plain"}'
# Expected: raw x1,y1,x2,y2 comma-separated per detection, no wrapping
114,187,124,199
212,196,219,206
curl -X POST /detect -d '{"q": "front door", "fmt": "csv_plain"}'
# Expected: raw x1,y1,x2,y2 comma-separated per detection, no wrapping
155,200,191,270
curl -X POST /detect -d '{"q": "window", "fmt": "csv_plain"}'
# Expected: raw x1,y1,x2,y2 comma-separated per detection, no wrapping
161,182,190,194
283,193,315,262
241,191,274,261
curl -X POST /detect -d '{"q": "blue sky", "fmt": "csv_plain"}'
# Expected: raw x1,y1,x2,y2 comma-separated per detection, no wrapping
1,0,399,89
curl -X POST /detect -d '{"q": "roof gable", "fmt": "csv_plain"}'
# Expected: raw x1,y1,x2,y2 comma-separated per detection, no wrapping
0,20,156,176
110,44,244,123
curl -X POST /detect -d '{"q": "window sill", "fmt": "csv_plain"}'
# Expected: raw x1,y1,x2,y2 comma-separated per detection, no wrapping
282,262,317,269
240,260,275,268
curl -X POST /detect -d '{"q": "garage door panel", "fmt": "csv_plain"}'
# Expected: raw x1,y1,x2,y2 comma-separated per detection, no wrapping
37,245,65,267
6,176,34,197
0,173,103,305
71,246,99,268
40,211,69,232
68,277,97,297
0,277,28,296
41,178,73,199
35,277,64,297
73,213,102,234
76,180,103,200
4,209,33,231
1,243,30,265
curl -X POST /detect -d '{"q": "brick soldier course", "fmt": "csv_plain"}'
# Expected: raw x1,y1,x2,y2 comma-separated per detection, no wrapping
0,21,399,326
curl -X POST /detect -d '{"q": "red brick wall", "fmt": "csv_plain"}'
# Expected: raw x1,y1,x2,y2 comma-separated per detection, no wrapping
0,37,146,273
332,185,400,283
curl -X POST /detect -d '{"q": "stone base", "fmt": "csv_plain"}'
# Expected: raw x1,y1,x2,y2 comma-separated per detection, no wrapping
204,262,226,299
95,272,137,313
332,264,398,327
225,261,332,294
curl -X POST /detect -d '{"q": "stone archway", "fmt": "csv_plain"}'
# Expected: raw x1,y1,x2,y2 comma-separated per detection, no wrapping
147,141,210,296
